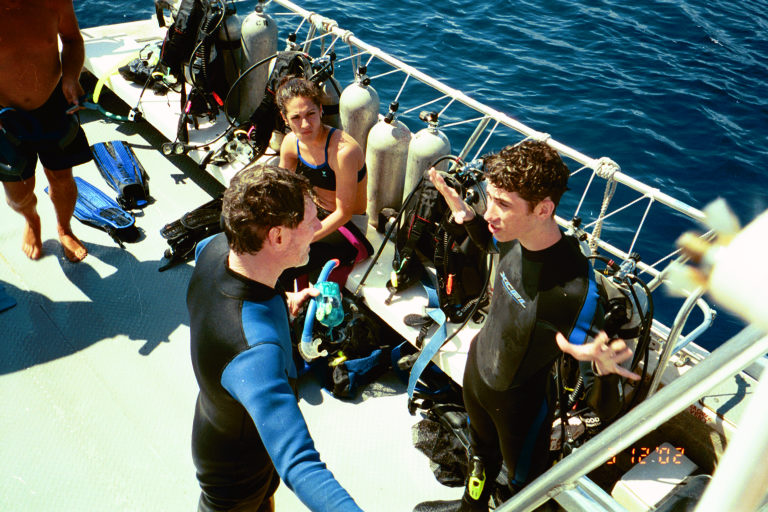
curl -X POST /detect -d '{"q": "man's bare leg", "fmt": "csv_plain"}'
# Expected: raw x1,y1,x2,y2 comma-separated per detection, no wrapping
3,177,43,260
44,167,87,262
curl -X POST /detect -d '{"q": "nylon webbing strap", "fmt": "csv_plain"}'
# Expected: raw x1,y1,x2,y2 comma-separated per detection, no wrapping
407,307,447,397
420,273,440,309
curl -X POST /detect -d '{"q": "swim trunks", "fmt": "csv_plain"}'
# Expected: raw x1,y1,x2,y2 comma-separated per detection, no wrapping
0,80,92,182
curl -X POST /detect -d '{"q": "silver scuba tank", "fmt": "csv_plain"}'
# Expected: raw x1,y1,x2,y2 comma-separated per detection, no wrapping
217,11,242,118
365,102,412,226
402,111,451,205
238,2,277,123
339,66,380,156
321,76,343,129
311,53,343,129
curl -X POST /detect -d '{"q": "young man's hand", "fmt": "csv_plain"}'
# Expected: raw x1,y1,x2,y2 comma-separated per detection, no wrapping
556,331,641,380
428,168,475,224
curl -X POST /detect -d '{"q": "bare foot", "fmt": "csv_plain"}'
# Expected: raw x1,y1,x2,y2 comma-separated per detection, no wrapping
22,215,43,260
58,229,88,262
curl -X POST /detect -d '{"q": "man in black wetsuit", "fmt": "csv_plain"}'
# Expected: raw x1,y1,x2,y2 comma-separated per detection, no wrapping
187,165,364,512
415,141,638,512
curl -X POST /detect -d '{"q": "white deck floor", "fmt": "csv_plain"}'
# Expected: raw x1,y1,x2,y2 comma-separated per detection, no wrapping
0,104,458,511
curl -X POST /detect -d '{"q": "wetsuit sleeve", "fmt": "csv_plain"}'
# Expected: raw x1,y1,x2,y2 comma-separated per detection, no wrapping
461,210,498,253
221,344,363,512
194,234,216,261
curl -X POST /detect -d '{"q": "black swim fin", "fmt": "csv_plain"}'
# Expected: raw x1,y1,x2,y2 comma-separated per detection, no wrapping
91,140,150,209
158,196,223,271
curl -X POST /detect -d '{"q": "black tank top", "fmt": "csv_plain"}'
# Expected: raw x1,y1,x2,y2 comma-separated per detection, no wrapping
295,127,366,191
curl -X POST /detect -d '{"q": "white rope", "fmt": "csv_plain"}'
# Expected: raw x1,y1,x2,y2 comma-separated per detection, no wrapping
308,13,338,32
440,115,487,130
337,49,367,64
402,93,449,115
347,43,358,76
393,74,411,104
569,164,590,177
472,119,500,161
438,97,457,119
302,24,315,53
589,157,621,254
339,29,354,44
595,156,620,180
627,196,656,257
583,195,651,230
301,31,331,47
368,68,402,81
573,169,598,220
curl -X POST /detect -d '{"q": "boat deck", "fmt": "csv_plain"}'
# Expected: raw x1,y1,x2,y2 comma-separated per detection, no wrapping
0,95,458,511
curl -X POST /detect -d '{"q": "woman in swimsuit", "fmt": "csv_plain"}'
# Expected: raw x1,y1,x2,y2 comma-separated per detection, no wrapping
277,76,372,283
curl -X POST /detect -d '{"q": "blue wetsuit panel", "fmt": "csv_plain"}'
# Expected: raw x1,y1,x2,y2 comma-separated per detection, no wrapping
189,233,361,512
222,343,361,511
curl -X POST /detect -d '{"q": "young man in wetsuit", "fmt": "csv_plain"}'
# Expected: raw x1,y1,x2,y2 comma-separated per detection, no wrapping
187,165,365,512
415,141,639,512
0,0,92,262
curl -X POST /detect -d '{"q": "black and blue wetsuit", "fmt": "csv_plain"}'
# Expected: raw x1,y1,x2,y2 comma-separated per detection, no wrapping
188,234,362,512
462,217,599,490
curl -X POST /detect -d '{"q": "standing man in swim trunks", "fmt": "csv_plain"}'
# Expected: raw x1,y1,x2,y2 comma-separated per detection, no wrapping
415,141,639,512
0,0,92,262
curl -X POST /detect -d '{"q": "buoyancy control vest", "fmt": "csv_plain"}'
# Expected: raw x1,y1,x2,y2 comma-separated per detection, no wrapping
159,0,231,121
386,160,491,324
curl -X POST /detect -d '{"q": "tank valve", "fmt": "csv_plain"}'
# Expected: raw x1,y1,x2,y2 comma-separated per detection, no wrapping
384,101,400,124
355,66,371,86
419,111,440,130
285,32,299,51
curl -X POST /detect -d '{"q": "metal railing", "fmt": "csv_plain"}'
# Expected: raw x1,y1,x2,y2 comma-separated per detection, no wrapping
495,326,768,512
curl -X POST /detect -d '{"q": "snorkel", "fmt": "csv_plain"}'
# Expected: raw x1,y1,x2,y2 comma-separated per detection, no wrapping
298,258,340,361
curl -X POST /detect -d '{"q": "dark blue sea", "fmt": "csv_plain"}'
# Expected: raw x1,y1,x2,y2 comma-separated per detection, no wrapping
76,0,767,351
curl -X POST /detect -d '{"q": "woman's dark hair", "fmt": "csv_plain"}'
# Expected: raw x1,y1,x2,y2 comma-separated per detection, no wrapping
275,76,327,115
484,140,570,211
222,164,314,254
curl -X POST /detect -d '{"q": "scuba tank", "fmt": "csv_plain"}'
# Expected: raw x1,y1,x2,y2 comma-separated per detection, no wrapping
310,53,343,129
339,66,380,156
402,111,451,205
365,101,412,226
238,1,278,123
321,76,343,129
217,10,243,118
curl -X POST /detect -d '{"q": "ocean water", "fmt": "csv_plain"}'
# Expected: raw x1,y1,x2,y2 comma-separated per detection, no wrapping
75,0,768,350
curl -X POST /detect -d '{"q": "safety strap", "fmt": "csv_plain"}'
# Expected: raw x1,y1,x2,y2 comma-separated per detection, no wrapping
407,306,448,398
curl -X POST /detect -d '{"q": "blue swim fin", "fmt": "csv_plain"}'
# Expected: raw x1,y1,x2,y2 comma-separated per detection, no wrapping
46,177,138,248
91,140,150,209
